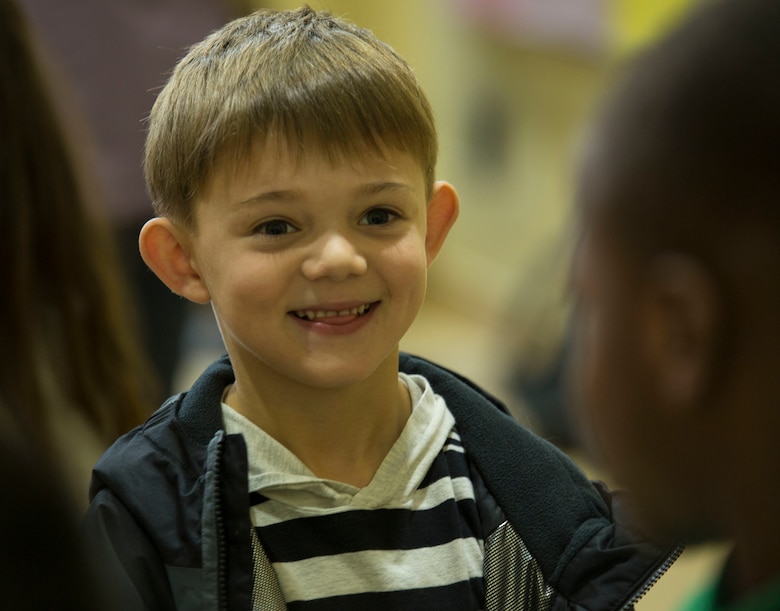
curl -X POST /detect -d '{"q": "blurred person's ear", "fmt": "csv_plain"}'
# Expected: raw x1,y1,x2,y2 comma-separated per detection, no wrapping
139,218,211,305
640,253,721,410
425,181,459,266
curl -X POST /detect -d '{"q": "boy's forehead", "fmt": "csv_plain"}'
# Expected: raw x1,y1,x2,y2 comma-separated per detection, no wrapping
216,131,423,180
195,133,427,206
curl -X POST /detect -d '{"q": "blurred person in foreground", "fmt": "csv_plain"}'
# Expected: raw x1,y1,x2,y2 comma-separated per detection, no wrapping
0,0,151,510
571,0,780,609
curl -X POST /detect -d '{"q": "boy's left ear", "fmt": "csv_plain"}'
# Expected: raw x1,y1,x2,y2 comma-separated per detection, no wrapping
425,181,460,265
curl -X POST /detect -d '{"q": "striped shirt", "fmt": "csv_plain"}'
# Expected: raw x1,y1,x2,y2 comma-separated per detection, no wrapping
222,373,485,610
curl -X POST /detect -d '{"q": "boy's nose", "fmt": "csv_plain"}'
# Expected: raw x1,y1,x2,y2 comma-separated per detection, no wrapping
301,232,368,281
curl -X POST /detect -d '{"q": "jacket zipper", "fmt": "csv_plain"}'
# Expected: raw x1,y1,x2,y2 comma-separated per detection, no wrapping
213,435,229,611
620,544,685,610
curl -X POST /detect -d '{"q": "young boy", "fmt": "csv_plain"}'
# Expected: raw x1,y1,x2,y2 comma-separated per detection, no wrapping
570,0,780,609
84,8,677,610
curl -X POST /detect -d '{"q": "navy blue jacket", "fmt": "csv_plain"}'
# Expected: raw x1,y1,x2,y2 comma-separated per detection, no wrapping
84,353,680,610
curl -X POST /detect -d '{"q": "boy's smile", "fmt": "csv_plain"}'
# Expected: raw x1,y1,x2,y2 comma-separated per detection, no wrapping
291,301,376,328
166,139,457,395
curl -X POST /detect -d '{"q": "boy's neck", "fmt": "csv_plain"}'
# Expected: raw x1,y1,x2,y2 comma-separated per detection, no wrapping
223,354,412,488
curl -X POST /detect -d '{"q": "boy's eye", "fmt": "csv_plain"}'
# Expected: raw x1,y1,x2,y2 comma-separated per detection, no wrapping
359,208,397,226
254,219,296,235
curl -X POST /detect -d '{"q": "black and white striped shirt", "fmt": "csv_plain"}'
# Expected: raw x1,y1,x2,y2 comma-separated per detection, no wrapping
223,373,486,610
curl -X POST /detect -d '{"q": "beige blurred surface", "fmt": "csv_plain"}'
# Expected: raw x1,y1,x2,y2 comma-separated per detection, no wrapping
636,544,728,610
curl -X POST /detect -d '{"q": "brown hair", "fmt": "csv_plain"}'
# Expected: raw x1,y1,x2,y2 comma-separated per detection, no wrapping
0,0,151,450
145,6,438,227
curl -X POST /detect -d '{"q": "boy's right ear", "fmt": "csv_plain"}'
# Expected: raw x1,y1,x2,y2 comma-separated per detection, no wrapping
138,218,211,304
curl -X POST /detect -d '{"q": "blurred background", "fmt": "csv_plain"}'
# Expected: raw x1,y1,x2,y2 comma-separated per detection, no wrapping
19,0,726,607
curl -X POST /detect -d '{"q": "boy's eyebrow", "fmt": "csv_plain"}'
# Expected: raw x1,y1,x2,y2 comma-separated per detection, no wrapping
357,181,417,196
231,181,416,210
231,189,300,210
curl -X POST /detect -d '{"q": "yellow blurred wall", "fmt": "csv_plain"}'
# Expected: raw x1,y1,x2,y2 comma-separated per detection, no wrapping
610,0,695,56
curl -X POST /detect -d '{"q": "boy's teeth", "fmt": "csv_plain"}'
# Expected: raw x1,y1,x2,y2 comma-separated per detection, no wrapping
295,304,369,321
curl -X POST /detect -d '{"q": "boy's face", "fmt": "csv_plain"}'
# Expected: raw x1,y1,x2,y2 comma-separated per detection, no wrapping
183,139,443,391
